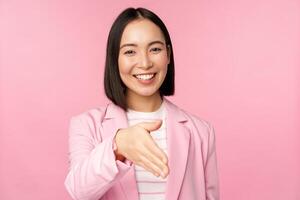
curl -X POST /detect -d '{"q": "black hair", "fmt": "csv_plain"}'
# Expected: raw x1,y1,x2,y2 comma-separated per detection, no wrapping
104,7,175,110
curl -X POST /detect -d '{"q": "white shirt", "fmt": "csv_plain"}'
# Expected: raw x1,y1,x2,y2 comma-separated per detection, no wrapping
126,100,167,200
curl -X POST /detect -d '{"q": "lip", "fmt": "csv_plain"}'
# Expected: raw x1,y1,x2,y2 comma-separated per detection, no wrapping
133,73,157,84
133,72,157,76
132,73,157,79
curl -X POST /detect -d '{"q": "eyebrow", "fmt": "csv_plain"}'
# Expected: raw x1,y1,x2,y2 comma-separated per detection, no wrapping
120,40,165,49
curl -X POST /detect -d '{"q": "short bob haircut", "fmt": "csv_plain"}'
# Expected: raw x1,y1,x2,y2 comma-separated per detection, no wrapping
104,7,175,110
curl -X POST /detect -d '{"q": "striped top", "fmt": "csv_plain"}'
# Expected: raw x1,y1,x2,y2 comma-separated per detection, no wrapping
126,100,167,200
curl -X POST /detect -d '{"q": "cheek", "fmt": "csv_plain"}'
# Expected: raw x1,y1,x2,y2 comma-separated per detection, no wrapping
154,52,169,66
155,57,169,74
118,57,133,75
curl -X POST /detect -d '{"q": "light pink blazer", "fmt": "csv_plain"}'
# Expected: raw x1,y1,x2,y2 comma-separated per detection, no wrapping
64,97,219,200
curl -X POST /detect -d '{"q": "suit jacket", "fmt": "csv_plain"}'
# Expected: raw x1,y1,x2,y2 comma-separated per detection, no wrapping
64,97,219,200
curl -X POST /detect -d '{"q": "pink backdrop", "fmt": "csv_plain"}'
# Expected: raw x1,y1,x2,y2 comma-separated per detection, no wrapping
1,0,299,199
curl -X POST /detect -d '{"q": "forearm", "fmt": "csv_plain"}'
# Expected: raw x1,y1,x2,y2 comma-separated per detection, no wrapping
65,133,131,200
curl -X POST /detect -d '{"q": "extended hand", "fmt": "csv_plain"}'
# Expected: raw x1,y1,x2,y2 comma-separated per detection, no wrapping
114,120,169,178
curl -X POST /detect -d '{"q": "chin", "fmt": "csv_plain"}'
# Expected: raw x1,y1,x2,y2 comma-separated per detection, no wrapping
136,91,157,97
132,88,160,97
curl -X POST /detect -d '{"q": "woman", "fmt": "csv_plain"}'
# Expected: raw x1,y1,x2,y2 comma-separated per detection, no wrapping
64,7,219,200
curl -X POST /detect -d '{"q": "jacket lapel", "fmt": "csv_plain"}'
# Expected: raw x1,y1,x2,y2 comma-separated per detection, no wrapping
103,97,191,200
164,98,190,200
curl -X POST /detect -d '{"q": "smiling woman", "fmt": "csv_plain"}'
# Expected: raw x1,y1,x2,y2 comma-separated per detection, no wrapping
118,19,171,111
64,7,219,200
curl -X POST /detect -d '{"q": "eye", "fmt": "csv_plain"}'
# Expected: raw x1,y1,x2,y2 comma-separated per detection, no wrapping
151,47,162,53
124,50,135,55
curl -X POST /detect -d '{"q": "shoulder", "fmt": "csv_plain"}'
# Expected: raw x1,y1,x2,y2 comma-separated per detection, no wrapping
178,107,217,149
167,99,215,139
166,98,212,130
182,108,213,133
69,104,110,127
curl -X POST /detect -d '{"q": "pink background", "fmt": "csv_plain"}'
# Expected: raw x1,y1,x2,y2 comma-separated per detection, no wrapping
1,0,299,199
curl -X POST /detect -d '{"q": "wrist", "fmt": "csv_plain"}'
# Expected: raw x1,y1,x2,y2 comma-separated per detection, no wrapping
114,129,125,161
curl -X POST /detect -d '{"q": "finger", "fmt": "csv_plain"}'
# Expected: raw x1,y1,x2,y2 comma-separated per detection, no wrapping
137,120,162,133
144,136,169,165
143,147,169,177
136,161,160,177
134,145,161,174
136,157,160,177
141,132,169,175
139,154,164,178
153,145,168,165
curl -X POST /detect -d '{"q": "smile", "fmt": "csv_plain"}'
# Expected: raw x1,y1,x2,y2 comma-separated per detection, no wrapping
133,73,156,80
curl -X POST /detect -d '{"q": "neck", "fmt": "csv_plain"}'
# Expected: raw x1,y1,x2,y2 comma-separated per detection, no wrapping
126,91,163,112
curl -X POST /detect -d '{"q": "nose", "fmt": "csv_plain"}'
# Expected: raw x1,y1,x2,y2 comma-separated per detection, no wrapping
138,52,153,69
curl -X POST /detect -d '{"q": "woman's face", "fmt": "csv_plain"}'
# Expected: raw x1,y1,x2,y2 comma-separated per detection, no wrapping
118,19,170,99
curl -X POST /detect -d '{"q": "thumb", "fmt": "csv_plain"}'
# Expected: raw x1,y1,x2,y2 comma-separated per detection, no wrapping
138,120,162,133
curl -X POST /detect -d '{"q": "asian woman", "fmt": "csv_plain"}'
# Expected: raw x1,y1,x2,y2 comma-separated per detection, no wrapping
64,7,219,200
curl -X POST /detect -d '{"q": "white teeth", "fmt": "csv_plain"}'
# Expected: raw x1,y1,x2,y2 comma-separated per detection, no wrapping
135,73,155,80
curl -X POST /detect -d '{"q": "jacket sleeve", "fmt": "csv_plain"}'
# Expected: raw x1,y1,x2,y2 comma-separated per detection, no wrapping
205,123,220,200
64,115,132,200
